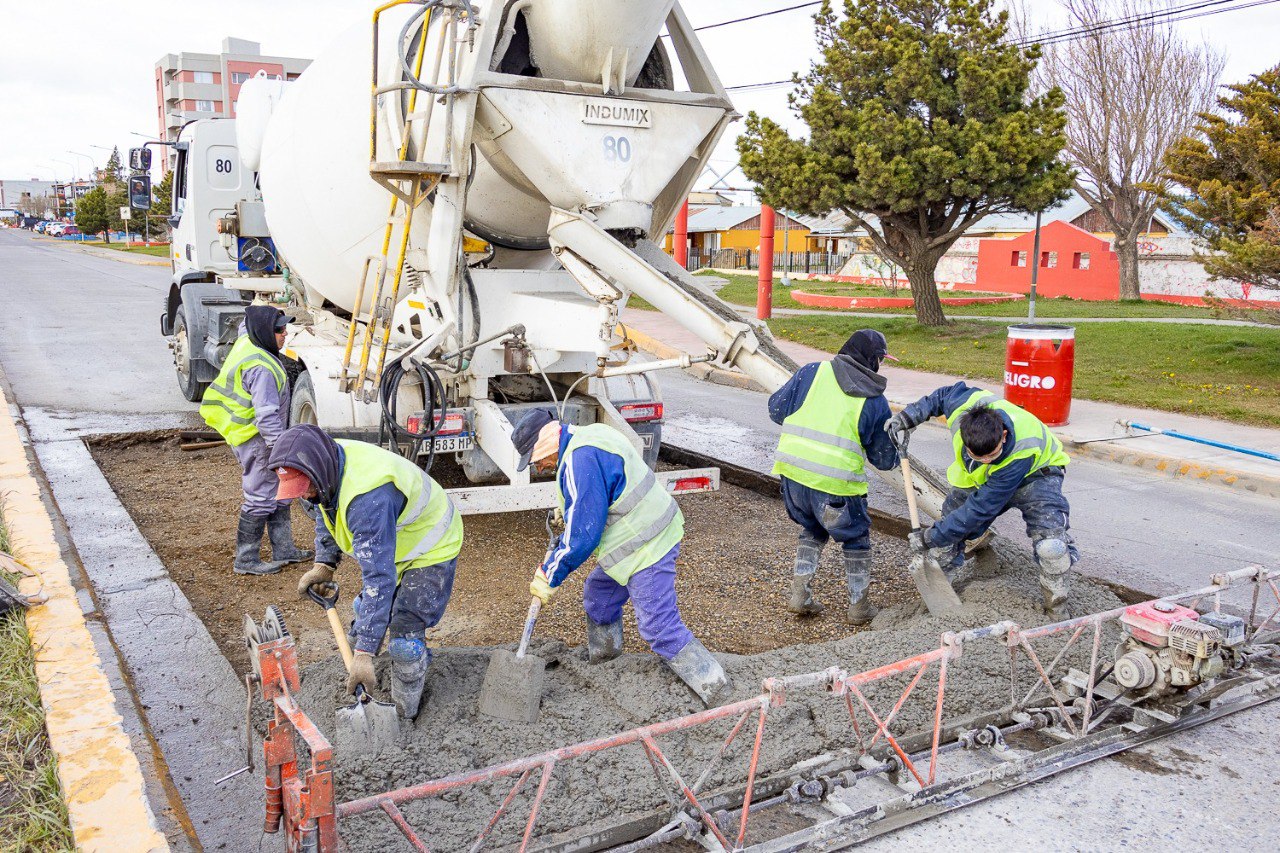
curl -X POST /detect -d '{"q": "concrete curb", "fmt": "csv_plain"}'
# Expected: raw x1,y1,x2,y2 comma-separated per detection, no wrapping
43,237,170,267
0,388,168,849
624,325,768,393
1065,438,1280,500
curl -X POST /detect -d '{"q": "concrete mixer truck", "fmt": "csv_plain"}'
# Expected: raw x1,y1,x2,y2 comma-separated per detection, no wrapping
156,0,800,513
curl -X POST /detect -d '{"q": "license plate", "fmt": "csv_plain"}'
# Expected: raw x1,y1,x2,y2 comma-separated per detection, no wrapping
429,435,474,453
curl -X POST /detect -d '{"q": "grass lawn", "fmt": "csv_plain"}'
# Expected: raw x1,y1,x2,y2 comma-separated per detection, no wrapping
696,271,1263,321
768,315,1280,427
86,240,170,258
0,501,74,852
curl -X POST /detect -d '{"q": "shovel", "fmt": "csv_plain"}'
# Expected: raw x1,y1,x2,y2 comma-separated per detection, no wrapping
478,598,547,722
900,454,966,617
306,582,401,761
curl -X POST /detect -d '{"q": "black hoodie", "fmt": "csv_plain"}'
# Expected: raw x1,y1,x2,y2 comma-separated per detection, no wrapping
268,424,343,507
830,329,890,398
244,305,284,360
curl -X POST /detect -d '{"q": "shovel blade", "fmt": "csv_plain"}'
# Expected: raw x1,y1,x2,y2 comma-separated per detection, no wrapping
478,648,546,722
334,698,401,763
910,554,966,616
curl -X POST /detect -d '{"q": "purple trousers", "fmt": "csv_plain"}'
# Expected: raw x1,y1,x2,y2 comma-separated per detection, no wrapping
582,544,693,661
232,435,283,517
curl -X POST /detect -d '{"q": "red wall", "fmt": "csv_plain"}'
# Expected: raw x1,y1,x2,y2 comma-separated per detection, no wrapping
976,221,1120,300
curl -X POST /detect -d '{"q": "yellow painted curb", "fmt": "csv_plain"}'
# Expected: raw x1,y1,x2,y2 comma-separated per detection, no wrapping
0,388,168,852
1068,439,1280,499
624,325,767,393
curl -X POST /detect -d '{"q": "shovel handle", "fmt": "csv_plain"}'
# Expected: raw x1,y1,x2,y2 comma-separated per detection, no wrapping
327,608,356,672
516,598,541,659
901,455,923,531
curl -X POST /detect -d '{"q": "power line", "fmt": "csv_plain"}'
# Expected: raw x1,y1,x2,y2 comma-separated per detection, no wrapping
692,2,823,33
724,0,1276,94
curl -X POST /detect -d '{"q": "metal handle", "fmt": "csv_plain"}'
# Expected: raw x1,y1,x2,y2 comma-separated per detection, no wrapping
516,598,541,659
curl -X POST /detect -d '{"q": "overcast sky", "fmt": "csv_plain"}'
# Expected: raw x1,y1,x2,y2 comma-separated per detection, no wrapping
2,0,1277,187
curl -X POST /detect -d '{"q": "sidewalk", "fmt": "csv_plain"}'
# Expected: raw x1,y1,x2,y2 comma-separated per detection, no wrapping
41,236,170,267
621,307,1280,498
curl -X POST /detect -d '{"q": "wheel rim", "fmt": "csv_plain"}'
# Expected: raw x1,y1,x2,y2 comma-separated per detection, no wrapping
174,322,192,386
297,398,318,425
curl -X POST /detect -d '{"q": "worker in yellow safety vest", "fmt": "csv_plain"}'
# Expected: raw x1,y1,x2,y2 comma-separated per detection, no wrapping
511,409,733,707
886,383,1077,618
199,305,312,575
270,424,463,720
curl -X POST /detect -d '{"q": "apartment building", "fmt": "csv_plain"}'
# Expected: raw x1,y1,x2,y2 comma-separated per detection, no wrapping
154,37,311,160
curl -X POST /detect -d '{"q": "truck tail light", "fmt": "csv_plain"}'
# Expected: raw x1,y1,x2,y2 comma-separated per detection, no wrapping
669,476,713,495
619,402,663,423
407,411,466,436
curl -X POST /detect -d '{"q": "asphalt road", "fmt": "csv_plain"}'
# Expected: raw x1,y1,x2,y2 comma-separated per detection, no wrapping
1,228,1276,850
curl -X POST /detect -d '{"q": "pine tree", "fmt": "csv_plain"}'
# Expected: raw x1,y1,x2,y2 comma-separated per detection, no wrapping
738,0,1073,325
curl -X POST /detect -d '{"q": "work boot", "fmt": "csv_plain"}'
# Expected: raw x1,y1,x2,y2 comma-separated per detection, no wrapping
844,550,879,626
267,504,314,564
585,618,624,663
388,637,431,719
666,639,733,707
787,530,825,616
1035,538,1072,621
234,513,288,576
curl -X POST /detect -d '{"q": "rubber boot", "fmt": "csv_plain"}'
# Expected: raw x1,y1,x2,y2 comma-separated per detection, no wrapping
844,550,879,626
666,639,733,707
233,513,288,576
1035,538,1072,621
586,618,624,664
787,530,825,616
267,504,314,564
388,637,430,719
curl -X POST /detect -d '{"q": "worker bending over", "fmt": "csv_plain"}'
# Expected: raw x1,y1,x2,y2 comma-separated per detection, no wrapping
886,383,1076,619
272,424,463,719
512,409,733,707
199,305,312,575
770,330,900,624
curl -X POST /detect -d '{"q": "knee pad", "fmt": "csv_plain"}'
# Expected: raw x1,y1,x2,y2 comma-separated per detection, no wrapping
1034,538,1071,575
389,636,428,665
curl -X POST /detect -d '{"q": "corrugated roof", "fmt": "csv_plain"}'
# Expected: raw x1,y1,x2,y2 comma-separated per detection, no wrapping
672,204,814,234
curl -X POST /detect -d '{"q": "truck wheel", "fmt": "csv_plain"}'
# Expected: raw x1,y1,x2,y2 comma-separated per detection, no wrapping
173,308,208,402
290,371,318,427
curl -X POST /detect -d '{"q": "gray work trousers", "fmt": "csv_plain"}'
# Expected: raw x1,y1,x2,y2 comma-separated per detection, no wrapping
232,435,284,517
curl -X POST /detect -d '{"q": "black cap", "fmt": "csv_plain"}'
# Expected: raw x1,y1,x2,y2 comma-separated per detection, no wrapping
512,408,556,471
272,311,294,332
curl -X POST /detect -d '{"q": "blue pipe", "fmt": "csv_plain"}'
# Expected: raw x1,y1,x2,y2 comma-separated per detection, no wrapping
1125,421,1280,463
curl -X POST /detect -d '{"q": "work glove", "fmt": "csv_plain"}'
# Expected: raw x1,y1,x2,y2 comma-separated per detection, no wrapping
346,651,377,696
908,527,932,554
297,563,336,598
885,412,915,450
529,567,557,607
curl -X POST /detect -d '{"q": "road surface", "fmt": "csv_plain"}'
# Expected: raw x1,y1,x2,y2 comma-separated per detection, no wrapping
0,229,1276,850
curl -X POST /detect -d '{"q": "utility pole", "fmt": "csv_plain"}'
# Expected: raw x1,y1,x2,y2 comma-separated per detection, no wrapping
1029,210,1043,322
758,205,775,320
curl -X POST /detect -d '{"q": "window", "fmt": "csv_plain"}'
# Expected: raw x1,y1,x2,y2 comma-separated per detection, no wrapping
1073,252,1091,270
1041,251,1058,269
193,71,214,84
1012,250,1027,267
231,71,252,84
195,100,215,112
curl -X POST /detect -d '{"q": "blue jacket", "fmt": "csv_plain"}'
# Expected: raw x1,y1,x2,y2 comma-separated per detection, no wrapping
900,382,1036,548
539,428,629,588
768,361,900,475
312,445,406,654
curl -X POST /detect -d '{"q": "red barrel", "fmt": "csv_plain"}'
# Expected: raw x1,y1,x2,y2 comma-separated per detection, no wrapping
1004,324,1075,426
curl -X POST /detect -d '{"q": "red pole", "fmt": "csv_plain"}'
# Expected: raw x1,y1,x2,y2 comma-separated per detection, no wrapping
674,200,689,269
758,204,775,320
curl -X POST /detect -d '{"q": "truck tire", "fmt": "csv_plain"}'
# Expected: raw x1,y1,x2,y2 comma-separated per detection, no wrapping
290,371,318,427
173,308,209,402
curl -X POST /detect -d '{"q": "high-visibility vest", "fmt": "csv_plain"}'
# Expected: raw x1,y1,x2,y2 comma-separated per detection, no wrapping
945,391,1071,489
772,361,869,496
199,335,287,446
557,424,684,585
316,440,463,581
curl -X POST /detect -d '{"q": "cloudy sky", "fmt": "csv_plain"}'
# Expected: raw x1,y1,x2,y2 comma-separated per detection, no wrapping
2,0,1277,186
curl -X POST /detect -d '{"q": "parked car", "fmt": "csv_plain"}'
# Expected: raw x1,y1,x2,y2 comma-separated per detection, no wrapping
33,220,49,233
46,223,67,237
59,226,82,238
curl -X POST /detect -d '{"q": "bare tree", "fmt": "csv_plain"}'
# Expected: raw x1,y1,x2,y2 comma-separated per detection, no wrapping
1034,0,1223,300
